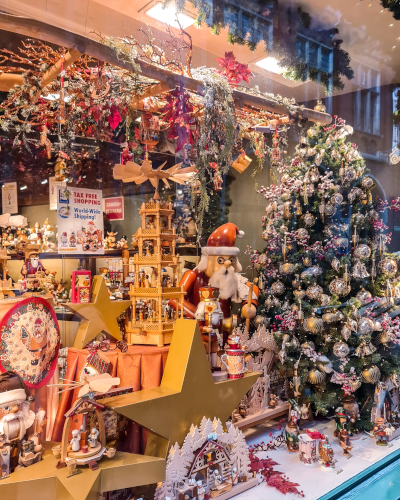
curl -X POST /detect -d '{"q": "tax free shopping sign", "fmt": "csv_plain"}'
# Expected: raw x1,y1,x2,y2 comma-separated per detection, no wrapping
57,187,104,254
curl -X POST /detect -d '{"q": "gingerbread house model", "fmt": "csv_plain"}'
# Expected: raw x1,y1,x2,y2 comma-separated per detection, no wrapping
126,199,185,346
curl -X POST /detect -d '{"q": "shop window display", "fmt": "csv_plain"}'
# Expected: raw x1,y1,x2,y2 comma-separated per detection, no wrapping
0,1,400,499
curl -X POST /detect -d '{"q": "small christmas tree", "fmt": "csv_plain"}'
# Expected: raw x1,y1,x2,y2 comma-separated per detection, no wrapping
229,427,251,476
248,116,400,430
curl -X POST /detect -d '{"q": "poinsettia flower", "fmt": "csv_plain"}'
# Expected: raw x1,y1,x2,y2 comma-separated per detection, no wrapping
107,105,122,130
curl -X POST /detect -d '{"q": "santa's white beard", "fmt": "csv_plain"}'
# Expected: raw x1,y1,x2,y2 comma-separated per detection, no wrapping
0,403,31,440
209,266,238,300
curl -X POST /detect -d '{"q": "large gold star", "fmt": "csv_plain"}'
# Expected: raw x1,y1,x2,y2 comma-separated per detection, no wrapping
64,275,131,349
0,447,165,500
102,319,260,450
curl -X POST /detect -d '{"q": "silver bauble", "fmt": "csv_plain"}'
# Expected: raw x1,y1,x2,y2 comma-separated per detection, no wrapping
331,257,341,271
271,280,286,295
356,288,372,306
324,201,336,217
302,212,315,227
297,228,309,240
358,317,375,335
378,258,397,277
306,284,323,300
307,367,326,385
333,340,350,358
301,266,322,279
329,278,350,297
361,177,374,189
354,244,371,259
322,310,336,323
318,294,331,307
341,323,352,341
331,192,343,205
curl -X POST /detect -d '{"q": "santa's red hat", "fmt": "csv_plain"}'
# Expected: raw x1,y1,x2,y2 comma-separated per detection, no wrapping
196,223,244,272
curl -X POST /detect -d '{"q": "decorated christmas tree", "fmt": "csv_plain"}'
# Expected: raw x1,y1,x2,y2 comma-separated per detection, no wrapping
248,116,400,430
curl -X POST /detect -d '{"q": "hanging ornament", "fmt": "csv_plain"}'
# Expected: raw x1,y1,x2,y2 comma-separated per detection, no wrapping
294,198,302,215
361,177,374,189
310,167,320,183
303,313,324,333
356,288,372,306
355,341,376,358
352,260,369,279
301,266,322,279
322,310,336,323
302,212,315,227
292,274,301,289
361,365,381,384
378,258,397,277
331,192,343,206
210,162,223,191
318,294,331,307
358,317,375,335
352,227,359,247
40,125,52,159
297,302,304,326
303,254,313,267
345,167,356,182
319,199,325,223
384,280,395,307
302,340,316,350
329,277,350,297
339,161,345,184
317,355,333,374
324,201,336,217
341,323,352,341
331,257,341,272
354,244,371,260
280,263,295,275
307,367,326,385
54,152,69,181
294,289,306,300
258,253,268,266
271,281,286,295
231,150,252,173
306,284,323,300
333,340,350,358
315,150,325,166
296,228,309,240
375,330,391,347
343,264,350,285
270,128,281,161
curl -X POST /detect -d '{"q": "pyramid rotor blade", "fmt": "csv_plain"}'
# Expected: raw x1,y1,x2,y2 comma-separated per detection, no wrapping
176,165,195,174
157,161,167,171
141,159,153,172
162,178,171,188
169,177,186,185
78,383,91,399
166,162,183,173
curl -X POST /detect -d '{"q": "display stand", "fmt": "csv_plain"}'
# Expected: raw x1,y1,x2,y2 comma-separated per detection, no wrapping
233,402,290,430
126,200,185,347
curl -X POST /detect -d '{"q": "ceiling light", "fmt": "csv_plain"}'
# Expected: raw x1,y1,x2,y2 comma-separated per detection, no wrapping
20,185,27,191
146,3,195,29
390,24,394,27
255,56,285,74
41,179,48,184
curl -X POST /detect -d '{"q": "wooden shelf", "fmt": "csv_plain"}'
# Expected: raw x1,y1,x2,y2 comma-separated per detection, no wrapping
233,402,290,430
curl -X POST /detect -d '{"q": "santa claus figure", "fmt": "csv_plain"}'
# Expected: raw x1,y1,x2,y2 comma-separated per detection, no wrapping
171,223,258,323
0,371,45,473
21,245,47,278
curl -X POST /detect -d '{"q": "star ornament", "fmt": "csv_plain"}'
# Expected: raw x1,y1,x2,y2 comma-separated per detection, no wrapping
102,319,260,448
64,275,131,349
0,448,165,500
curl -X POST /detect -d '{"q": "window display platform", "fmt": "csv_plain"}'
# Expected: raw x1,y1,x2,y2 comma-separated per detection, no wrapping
239,419,400,500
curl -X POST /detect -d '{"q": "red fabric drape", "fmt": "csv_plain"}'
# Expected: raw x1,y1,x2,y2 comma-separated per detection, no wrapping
51,345,169,447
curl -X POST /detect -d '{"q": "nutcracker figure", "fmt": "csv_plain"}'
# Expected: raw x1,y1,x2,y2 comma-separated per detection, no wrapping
169,223,258,341
339,425,352,455
373,417,395,446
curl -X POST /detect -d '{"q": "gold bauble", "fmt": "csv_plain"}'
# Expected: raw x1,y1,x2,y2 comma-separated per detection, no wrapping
294,289,306,300
303,313,324,333
280,262,295,275
318,294,331,307
314,100,326,112
375,330,390,346
306,283,323,300
378,258,397,277
307,367,326,385
361,364,381,384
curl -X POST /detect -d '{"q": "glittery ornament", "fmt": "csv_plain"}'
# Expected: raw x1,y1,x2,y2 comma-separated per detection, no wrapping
307,147,317,157
297,228,309,240
358,317,375,335
354,244,371,259
301,266,322,279
302,212,315,227
356,288,372,306
352,260,369,279
280,262,295,275
378,258,397,277
306,284,323,300
361,365,381,384
345,167,356,182
329,278,350,296
331,257,341,271
324,201,336,217
375,330,391,347
303,255,313,267
331,192,343,205
302,341,315,350
307,367,326,385
333,340,350,358
341,323,352,341
271,281,286,295
258,253,269,265
355,341,376,358
294,289,306,300
361,177,374,189
318,294,331,307
317,355,333,374
303,313,323,333
322,310,336,323
315,151,324,166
